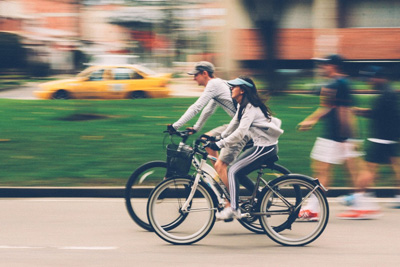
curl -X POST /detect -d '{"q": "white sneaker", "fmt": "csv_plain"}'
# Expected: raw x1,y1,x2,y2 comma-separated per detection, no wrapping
338,194,356,206
216,207,241,221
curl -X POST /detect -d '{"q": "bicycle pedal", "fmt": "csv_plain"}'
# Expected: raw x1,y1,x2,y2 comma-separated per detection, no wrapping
224,218,234,222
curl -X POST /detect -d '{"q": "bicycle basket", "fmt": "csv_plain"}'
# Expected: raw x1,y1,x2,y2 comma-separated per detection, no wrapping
166,144,194,176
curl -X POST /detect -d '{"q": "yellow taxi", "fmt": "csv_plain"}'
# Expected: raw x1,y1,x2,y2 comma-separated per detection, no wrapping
34,65,171,99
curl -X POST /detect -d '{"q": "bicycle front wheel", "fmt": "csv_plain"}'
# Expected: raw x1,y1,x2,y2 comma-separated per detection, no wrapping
125,161,169,231
259,175,329,246
147,177,217,245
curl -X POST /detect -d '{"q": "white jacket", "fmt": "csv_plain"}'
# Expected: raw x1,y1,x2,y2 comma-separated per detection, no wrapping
216,103,283,148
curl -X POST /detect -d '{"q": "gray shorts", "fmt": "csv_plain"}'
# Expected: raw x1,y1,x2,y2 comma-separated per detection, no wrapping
207,124,250,164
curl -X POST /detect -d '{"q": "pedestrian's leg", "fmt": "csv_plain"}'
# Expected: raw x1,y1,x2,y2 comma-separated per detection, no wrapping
352,158,375,191
298,159,330,221
311,159,332,188
338,161,381,219
390,157,400,187
390,157,400,208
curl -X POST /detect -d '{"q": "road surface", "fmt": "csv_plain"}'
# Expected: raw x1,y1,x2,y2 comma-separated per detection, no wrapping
1,198,399,267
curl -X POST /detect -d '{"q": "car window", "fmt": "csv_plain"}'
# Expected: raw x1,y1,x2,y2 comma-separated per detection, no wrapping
89,69,105,81
112,68,143,80
133,65,157,76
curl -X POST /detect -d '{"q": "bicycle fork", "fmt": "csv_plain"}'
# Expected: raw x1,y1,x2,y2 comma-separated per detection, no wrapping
180,159,220,213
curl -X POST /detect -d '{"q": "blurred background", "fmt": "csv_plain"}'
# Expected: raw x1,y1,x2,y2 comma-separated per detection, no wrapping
1,0,400,186
1,0,400,93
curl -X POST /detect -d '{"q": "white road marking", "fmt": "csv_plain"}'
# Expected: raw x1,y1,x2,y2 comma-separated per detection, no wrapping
59,246,118,250
0,246,44,249
0,245,118,250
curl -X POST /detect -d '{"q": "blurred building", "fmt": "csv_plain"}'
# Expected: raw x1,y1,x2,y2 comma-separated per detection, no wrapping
221,0,400,76
0,0,80,74
1,0,400,76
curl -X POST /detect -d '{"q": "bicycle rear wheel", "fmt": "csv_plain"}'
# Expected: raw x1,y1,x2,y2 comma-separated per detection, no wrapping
259,175,329,246
147,177,217,245
238,163,292,234
125,161,170,231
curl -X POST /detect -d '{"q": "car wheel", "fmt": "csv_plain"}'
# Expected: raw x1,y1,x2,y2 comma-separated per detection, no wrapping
129,91,147,99
52,90,70,100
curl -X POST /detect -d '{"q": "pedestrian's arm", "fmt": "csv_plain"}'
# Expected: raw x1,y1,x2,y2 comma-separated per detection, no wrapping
352,107,372,118
297,87,334,131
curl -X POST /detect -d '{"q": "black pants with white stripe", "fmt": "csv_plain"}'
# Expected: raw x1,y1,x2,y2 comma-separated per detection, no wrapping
228,145,278,210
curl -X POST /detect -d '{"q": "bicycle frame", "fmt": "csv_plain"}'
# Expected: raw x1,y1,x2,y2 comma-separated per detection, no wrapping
173,134,230,213
171,131,323,218
181,155,226,213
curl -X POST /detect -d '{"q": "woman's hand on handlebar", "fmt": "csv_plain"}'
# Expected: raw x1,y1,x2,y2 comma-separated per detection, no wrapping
200,134,220,142
185,127,197,135
204,142,221,151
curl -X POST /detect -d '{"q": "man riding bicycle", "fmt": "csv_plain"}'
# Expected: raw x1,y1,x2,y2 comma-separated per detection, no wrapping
167,61,252,192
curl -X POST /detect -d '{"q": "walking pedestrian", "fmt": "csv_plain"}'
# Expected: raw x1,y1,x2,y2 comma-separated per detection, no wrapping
297,54,365,220
348,66,400,212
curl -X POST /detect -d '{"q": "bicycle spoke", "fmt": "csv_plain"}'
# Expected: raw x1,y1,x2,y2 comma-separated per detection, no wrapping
259,176,329,246
147,177,216,245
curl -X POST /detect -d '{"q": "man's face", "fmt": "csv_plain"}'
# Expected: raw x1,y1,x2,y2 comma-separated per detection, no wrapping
193,71,208,86
368,77,385,87
320,63,336,77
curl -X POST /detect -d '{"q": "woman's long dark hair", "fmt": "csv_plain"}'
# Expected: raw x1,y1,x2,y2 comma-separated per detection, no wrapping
237,76,271,121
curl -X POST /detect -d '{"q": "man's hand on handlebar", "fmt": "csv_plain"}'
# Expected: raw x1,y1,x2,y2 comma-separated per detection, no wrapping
166,124,177,134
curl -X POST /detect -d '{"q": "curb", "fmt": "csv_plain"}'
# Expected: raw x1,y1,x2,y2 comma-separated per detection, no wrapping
0,187,398,198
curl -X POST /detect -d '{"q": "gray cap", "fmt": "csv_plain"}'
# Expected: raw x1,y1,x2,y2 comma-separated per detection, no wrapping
187,61,215,75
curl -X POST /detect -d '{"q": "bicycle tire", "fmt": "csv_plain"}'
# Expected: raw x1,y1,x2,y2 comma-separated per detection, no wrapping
125,161,172,231
259,175,329,246
237,163,294,234
147,177,217,245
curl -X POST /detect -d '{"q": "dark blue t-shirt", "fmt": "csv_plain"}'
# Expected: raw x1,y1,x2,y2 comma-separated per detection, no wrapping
321,77,354,141
370,84,400,140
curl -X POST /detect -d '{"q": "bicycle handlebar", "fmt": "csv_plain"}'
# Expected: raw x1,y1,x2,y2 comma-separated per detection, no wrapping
163,130,216,148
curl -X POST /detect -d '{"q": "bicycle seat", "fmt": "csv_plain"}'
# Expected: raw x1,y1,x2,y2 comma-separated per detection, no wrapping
260,155,279,168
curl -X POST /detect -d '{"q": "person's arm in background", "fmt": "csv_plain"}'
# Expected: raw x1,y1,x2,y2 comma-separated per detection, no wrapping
297,86,335,131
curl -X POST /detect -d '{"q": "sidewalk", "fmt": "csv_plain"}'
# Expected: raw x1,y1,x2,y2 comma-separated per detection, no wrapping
0,186,398,198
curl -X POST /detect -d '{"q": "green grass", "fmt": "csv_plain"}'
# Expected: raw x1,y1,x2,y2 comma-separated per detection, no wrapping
0,95,397,187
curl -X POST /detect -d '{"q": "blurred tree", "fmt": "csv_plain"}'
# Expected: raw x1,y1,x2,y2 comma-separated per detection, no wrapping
242,0,285,95
0,32,27,70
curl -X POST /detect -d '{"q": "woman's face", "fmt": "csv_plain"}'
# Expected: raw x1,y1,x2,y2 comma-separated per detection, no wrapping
231,85,244,102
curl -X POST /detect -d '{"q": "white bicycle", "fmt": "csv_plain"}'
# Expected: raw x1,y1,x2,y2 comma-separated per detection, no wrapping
147,133,330,246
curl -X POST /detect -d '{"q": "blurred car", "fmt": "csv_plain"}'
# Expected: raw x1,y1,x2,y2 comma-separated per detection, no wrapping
34,65,171,99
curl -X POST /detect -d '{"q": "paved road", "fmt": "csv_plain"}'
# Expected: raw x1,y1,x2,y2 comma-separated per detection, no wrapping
1,198,399,267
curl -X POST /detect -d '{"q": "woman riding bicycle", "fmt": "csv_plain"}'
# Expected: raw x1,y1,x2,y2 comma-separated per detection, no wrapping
207,76,284,220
